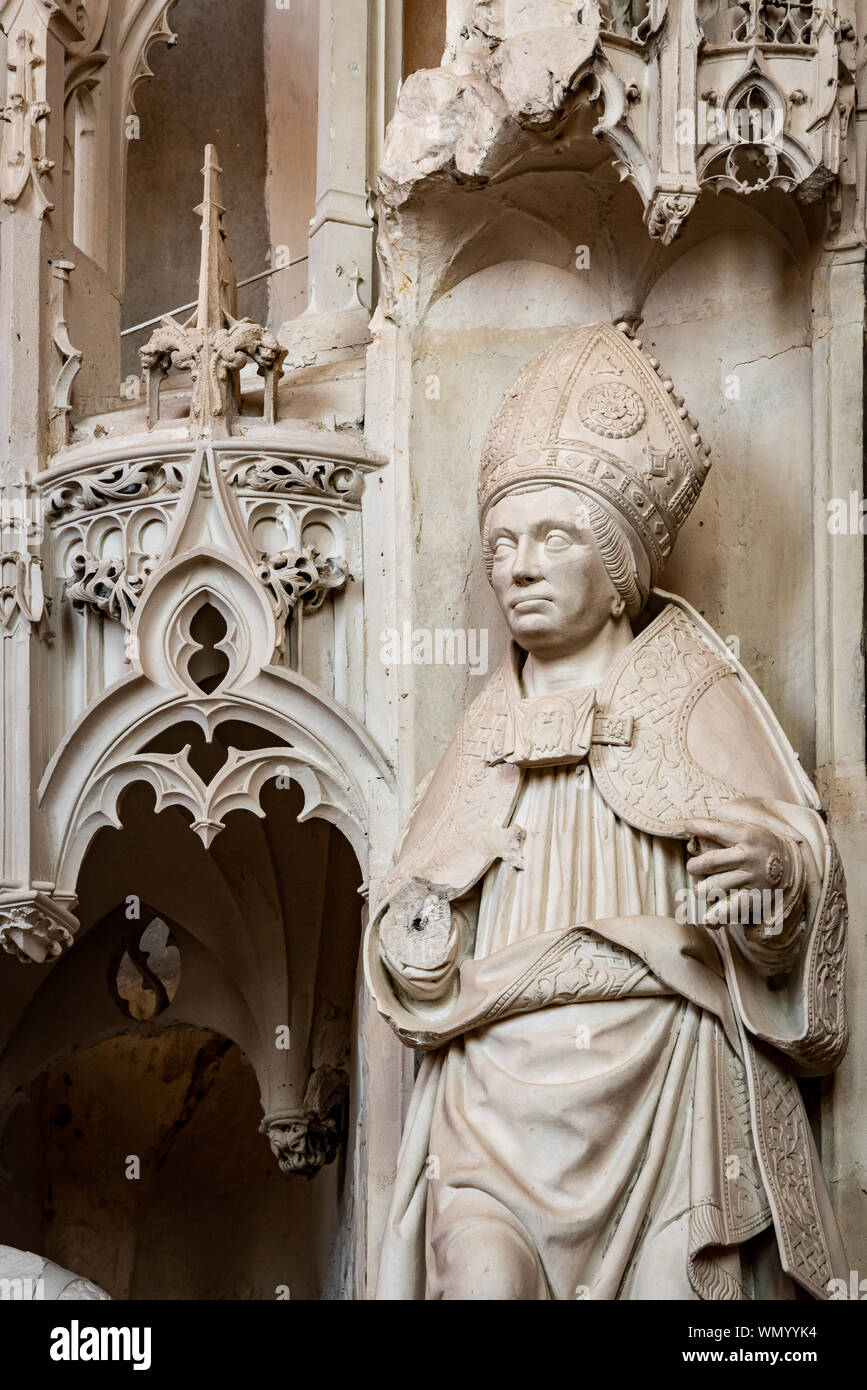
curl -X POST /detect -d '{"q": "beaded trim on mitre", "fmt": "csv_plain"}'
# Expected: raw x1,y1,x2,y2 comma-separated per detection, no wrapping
477,321,712,580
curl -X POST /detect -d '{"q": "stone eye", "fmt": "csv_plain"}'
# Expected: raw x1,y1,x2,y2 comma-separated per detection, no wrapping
544,530,572,550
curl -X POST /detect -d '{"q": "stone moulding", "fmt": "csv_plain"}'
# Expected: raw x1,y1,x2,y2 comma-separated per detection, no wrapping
48,260,82,450
44,682,391,892
0,27,54,217
122,0,178,119
0,551,44,631
75,743,357,851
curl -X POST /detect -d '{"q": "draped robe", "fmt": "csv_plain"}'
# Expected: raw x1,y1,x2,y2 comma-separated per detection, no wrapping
365,594,849,1301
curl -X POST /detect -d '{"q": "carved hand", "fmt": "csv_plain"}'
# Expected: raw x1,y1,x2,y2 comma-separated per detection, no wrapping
683,816,803,931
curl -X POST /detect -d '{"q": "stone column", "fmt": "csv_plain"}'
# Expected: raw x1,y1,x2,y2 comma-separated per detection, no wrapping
0,2,80,962
307,0,374,314
812,243,867,1275
264,0,319,328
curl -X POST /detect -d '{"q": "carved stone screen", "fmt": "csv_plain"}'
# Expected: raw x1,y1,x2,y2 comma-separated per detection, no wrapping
0,0,863,1358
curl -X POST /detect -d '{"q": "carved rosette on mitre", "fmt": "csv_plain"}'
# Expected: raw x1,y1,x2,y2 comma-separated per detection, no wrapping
478,321,713,588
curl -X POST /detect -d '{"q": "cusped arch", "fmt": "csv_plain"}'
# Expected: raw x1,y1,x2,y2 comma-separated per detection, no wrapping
39,663,396,908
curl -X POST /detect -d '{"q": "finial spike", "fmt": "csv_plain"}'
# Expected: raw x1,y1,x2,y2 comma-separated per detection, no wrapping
140,146,285,437
194,144,236,332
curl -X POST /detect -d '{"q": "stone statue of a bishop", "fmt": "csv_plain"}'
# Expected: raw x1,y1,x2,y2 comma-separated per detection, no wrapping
366,322,849,1301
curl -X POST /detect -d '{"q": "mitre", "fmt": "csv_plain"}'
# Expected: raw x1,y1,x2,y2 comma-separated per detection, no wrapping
478,322,712,585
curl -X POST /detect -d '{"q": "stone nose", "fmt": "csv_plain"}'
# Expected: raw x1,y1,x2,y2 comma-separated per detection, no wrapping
512,536,544,583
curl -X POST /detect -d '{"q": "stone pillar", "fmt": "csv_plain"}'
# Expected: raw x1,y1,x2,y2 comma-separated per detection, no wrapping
0,2,80,961
264,0,318,327
812,244,867,1274
307,0,374,314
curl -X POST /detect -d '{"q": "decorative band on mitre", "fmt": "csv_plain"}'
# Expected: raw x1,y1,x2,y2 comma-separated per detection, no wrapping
478,445,677,578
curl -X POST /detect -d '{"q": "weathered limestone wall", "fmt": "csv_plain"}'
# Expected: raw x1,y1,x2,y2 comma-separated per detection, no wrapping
644,233,816,767
402,0,447,75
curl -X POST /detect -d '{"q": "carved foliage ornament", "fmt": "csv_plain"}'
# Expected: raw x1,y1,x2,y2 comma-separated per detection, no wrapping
224,454,364,505
67,549,145,629
0,899,77,964
258,548,349,653
141,316,286,436
645,192,698,246
46,457,185,521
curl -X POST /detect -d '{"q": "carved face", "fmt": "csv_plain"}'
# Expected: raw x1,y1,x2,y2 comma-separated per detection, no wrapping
487,485,622,657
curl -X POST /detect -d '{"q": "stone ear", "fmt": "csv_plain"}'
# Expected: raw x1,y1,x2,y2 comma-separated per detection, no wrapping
611,595,626,618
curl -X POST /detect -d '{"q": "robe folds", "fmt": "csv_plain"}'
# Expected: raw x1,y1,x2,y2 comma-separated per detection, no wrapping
365,593,849,1301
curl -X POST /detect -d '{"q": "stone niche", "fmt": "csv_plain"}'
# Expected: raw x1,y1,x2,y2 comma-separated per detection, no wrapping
0,780,364,1299
362,0,866,1282
403,185,823,781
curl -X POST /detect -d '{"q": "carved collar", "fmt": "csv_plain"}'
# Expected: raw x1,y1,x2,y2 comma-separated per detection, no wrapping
486,644,633,769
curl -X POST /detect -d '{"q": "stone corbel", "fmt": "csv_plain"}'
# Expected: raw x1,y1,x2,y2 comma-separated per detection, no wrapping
260,1067,349,1178
645,188,699,245
643,0,702,243
0,891,78,964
